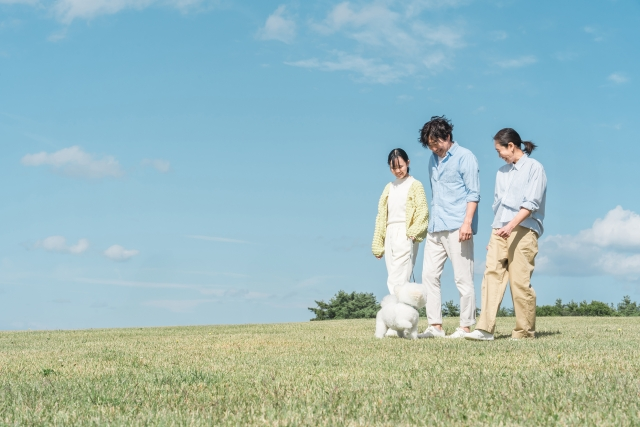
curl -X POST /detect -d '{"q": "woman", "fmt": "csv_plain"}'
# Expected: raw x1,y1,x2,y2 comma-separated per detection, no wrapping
466,128,547,341
372,148,429,295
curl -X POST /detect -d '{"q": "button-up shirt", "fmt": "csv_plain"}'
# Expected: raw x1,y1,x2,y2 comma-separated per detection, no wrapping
428,142,480,234
492,154,547,236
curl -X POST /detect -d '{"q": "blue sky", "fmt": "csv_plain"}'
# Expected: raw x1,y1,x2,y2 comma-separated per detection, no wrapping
1,0,639,330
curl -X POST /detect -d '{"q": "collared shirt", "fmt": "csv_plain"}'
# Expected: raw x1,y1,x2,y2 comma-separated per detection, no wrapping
492,154,547,236
428,142,480,234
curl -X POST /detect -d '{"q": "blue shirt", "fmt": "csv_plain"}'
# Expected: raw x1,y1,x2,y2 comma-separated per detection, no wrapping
428,143,480,234
492,154,547,236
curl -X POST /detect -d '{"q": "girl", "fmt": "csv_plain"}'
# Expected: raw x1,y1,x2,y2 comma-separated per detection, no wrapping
466,128,547,341
372,148,429,295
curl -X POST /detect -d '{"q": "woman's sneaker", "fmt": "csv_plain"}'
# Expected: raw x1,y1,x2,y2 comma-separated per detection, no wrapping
446,327,468,339
417,326,445,339
464,329,494,341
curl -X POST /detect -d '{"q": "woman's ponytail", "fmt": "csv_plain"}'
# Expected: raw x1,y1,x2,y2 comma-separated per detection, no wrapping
522,141,537,155
494,128,538,155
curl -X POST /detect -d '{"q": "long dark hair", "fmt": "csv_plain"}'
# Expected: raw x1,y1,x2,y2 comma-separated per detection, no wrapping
494,128,537,155
388,148,410,174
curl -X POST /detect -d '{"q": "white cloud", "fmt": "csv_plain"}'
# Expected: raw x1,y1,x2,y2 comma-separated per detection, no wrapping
51,0,209,24
36,236,90,254
21,146,124,179
496,55,537,68
283,2,464,83
0,0,38,4
47,28,68,42
103,245,139,261
257,5,296,44
287,52,414,84
583,26,604,42
490,30,507,41
608,73,628,84
141,158,171,173
185,235,251,244
537,206,640,281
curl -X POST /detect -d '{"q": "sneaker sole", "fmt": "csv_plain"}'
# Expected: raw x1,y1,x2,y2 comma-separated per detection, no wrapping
464,336,494,341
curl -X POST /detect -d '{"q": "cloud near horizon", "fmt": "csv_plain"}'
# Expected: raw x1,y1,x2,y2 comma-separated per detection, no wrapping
22,146,125,179
103,245,140,261
35,236,90,254
537,206,640,281
141,158,171,173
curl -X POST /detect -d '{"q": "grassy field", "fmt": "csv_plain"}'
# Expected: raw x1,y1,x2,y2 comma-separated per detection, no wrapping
1,317,639,426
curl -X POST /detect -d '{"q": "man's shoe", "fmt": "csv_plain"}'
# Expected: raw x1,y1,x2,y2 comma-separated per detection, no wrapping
464,329,494,341
417,326,445,339
446,327,468,339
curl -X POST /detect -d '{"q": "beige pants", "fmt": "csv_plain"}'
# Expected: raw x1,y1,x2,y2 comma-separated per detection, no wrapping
422,229,476,327
384,223,419,294
476,226,538,339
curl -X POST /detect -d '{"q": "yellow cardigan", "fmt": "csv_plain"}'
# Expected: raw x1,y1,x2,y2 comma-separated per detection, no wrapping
371,179,429,258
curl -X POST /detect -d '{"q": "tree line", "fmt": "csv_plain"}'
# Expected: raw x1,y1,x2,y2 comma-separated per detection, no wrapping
308,291,640,321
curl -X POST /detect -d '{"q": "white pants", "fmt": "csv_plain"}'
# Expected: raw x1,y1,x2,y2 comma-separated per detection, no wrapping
422,229,476,327
384,223,419,294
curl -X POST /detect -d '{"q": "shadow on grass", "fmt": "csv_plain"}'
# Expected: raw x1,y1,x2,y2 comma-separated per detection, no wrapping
494,330,561,340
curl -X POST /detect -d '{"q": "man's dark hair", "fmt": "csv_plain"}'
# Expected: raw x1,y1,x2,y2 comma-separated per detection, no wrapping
419,115,454,147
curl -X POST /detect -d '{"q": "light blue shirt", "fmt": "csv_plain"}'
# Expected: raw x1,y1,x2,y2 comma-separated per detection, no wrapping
492,154,547,236
428,142,480,234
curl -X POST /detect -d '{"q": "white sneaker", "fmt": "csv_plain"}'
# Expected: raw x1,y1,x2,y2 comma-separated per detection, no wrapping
417,326,445,339
464,329,494,341
446,327,468,339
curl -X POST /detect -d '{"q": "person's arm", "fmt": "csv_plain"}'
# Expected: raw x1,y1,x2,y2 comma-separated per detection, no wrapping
372,185,390,258
459,202,478,241
494,208,531,238
495,164,546,239
459,154,480,242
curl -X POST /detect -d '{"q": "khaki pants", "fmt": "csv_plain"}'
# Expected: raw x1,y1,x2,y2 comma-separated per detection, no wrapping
476,226,538,339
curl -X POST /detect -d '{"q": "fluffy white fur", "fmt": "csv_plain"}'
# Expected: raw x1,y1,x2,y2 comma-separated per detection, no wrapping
375,283,427,339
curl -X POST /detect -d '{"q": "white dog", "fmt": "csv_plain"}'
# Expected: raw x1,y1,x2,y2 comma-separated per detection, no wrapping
375,283,427,339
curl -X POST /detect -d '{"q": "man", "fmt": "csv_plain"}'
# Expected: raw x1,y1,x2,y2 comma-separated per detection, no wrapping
418,116,480,339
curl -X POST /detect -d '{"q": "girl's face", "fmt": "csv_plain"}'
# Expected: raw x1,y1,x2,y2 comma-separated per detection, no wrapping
390,157,409,179
494,140,517,163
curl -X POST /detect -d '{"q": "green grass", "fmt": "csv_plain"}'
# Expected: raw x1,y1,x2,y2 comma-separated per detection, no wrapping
1,317,639,426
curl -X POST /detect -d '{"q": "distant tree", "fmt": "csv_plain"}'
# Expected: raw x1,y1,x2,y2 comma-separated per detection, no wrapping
537,296,637,317
617,295,640,316
308,291,380,321
442,300,460,317
537,299,564,316
575,300,615,316
496,306,515,317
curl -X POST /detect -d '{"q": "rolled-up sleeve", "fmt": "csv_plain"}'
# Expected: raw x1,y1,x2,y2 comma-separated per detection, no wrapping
521,164,547,213
461,153,480,203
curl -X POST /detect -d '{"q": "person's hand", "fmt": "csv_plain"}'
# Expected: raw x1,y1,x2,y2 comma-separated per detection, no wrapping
494,224,514,239
408,236,415,241
375,255,383,259
459,223,472,242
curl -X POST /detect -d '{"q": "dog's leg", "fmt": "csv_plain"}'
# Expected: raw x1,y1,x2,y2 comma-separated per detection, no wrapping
396,319,413,339
374,315,387,339
408,323,418,340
